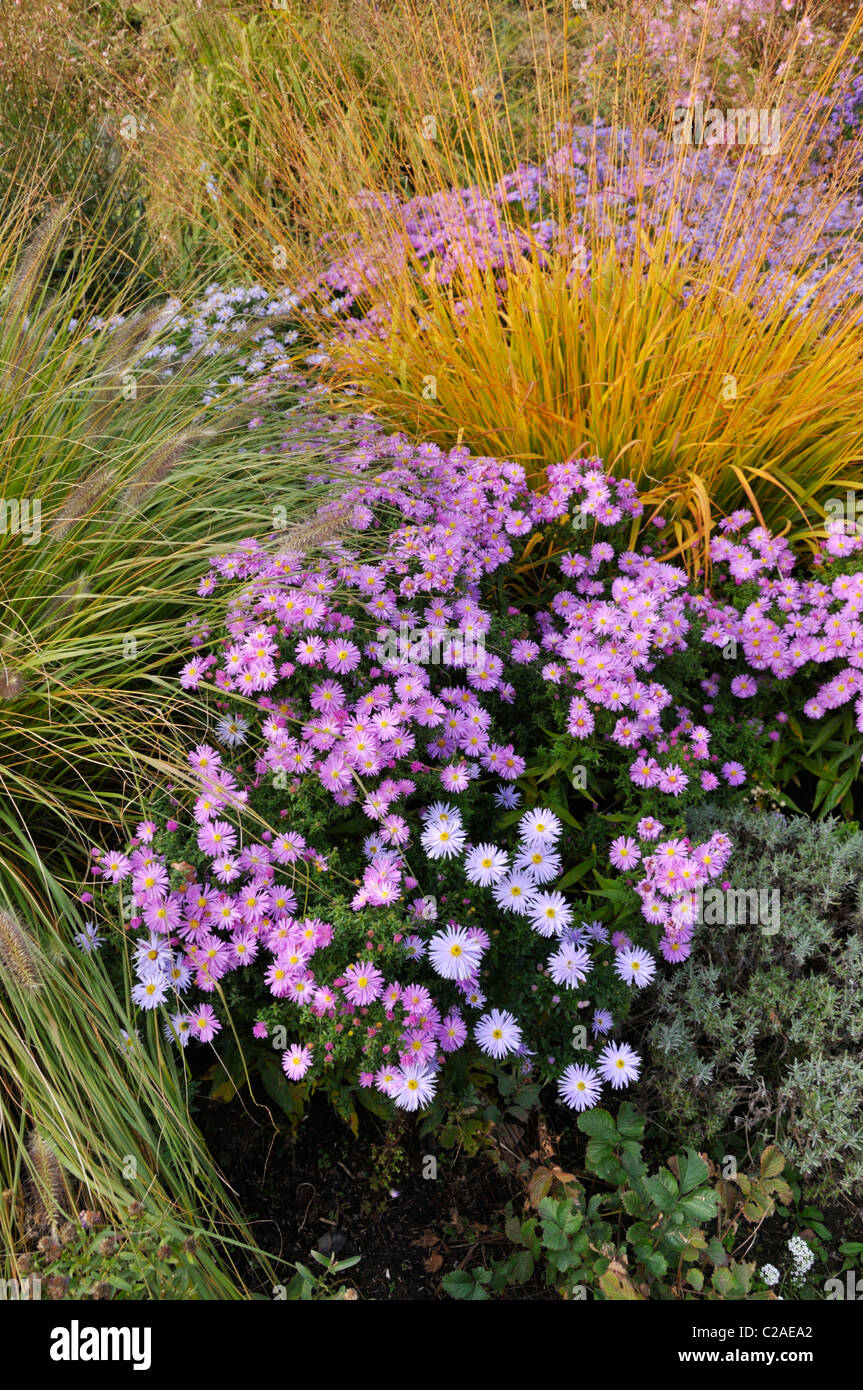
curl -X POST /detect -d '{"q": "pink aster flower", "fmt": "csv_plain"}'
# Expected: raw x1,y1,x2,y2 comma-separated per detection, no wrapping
658,765,689,796
190,1003,222,1043
609,836,641,871
313,984,338,1013
381,814,410,846
636,818,663,841
659,934,692,963
100,850,132,882
296,635,325,665
196,819,237,857
440,762,471,793
132,863,169,902
375,1065,400,1096
188,743,222,778
180,656,211,689
286,974,315,1005
438,1012,468,1051
344,960,384,1006
325,638,361,673
399,1028,437,1064
630,755,660,788
319,753,353,795
401,983,433,1016
731,674,758,698
282,1044,314,1080
143,896,182,935
264,960,294,997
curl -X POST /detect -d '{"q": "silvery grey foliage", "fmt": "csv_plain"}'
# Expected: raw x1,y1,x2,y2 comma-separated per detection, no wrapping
645,805,863,1202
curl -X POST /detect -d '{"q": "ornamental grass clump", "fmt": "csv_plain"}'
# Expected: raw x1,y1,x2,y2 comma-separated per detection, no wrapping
0,174,325,1295
0,173,319,940
0,899,272,1295
145,1,863,560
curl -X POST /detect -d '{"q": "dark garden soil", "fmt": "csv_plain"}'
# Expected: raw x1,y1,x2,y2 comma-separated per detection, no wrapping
196,1086,561,1300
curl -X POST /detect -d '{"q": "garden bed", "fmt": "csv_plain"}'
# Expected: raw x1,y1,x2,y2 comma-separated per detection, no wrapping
2,0,863,1326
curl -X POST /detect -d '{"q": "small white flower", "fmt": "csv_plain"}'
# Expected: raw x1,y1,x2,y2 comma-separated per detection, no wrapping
787,1235,815,1283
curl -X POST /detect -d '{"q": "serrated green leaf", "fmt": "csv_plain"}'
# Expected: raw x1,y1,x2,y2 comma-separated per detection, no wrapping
679,1192,720,1222
577,1108,618,1142
510,1248,534,1284
621,1189,644,1217
442,1270,490,1301
643,1169,678,1212
678,1150,710,1194
616,1103,645,1141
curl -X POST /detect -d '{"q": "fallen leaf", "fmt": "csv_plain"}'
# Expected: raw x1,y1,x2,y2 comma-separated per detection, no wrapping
528,1166,554,1208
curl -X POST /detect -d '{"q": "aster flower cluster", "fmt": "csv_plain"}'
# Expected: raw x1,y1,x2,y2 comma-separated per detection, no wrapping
584,0,828,108
694,511,863,733
609,821,733,967
87,434,863,1116
80,283,305,417
307,89,863,343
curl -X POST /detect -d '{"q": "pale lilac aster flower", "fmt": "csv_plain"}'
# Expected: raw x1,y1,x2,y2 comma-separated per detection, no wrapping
614,946,657,988
518,808,562,846
547,943,592,987
597,1041,641,1089
527,891,572,937
514,844,562,883
392,1062,437,1112
465,843,509,886
557,1063,602,1111
492,871,534,915
428,925,484,980
475,1008,522,1059
73,922,103,953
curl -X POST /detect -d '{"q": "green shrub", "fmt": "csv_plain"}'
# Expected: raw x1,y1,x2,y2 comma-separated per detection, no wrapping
645,806,863,1201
